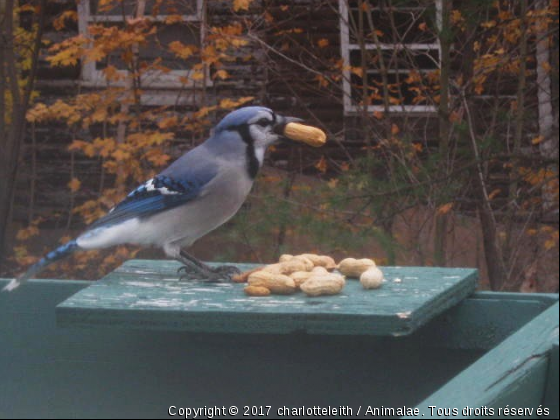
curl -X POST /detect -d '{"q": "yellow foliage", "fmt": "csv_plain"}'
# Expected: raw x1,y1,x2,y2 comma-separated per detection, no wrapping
437,203,454,215
214,69,229,80
233,0,254,12
157,116,179,130
16,225,40,241
169,41,198,59
47,34,87,67
53,10,78,31
68,178,81,193
219,97,254,110
15,0,268,280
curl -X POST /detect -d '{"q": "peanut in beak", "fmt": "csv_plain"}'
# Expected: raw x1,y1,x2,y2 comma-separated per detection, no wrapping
283,122,326,147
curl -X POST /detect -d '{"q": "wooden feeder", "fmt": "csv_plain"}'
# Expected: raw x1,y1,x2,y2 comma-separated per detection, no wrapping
1,260,558,418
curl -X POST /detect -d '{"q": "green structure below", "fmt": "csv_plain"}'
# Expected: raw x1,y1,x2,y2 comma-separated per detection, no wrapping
55,260,478,336
0,261,557,419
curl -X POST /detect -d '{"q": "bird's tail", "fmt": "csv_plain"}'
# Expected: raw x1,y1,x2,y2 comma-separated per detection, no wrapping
2,240,80,292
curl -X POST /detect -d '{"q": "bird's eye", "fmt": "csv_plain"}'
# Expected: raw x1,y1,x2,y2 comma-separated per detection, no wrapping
256,118,270,127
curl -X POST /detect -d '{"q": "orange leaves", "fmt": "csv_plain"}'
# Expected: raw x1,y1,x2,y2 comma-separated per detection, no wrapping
451,10,465,28
112,148,131,162
544,239,557,251
531,136,544,145
437,203,454,215
233,0,254,12
164,14,183,25
449,110,462,123
315,74,329,88
208,23,248,50
157,116,179,130
350,67,363,78
315,156,328,174
101,65,125,82
85,23,156,65
17,0,269,280
16,218,44,241
127,131,174,147
519,167,556,187
12,246,40,267
488,189,501,201
68,178,81,193
47,34,87,67
317,38,329,48
190,70,205,81
69,140,95,157
27,100,82,125
213,69,230,80
53,10,77,31
480,20,497,29
143,149,171,167
26,102,48,123
405,70,422,84
168,41,198,59
327,178,339,189
219,96,254,110
541,60,552,73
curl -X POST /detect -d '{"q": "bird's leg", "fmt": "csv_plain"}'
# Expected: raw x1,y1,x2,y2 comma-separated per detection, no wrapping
176,256,204,281
177,250,240,282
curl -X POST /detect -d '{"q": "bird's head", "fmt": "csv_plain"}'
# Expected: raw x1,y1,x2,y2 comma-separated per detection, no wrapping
210,106,301,177
214,106,301,147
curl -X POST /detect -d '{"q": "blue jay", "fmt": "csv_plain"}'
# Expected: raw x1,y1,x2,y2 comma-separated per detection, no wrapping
3,106,302,291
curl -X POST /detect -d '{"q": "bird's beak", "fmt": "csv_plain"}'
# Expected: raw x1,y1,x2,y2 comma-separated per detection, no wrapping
273,115,304,136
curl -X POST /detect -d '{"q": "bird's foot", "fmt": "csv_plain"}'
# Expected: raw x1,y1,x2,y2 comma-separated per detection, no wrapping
177,266,202,281
177,264,240,282
210,265,241,280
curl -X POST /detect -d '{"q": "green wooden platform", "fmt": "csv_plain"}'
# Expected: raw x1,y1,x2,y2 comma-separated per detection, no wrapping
55,259,478,336
0,273,558,419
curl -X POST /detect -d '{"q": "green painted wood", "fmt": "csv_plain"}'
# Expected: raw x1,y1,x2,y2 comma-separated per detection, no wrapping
415,296,554,350
543,342,559,418
1,278,558,418
406,302,560,419
55,259,478,336
1,279,483,418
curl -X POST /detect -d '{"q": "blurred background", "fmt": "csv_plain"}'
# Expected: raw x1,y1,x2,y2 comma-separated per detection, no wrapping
0,0,558,292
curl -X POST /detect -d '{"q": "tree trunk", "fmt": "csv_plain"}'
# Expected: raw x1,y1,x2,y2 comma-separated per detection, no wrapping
0,0,19,263
536,0,559,222
463,94,507,290
0,0,45,263
435,0,451,266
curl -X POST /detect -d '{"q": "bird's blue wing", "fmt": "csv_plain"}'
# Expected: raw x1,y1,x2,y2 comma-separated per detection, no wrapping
89,171,216,230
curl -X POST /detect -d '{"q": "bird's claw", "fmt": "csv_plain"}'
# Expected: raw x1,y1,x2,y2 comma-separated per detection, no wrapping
202,265,241,282
213,265,241,277
177,265,199,280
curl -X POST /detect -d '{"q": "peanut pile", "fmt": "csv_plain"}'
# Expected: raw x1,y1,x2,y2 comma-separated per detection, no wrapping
233,254,385,297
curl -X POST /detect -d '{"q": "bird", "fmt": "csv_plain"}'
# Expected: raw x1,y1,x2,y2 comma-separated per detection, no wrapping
3,106,302,292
